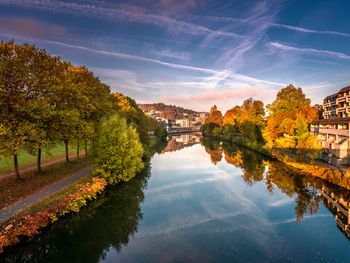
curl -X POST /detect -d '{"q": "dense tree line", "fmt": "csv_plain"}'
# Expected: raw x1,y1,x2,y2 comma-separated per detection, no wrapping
201,84,321,159
0,40,165,180
201,99,265,151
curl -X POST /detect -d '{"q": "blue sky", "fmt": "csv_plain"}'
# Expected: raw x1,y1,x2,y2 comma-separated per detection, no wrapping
1,0,350,111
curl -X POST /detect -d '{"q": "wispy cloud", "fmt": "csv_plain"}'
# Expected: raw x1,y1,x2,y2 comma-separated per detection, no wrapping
42,40,218,74
0,0,240,38
212,0,282,69
271,23,350,37
270,42,350,60
146,0,203,12
144,43,191,61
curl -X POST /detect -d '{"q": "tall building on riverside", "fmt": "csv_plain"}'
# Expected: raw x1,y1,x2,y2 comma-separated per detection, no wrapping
311,86,350,165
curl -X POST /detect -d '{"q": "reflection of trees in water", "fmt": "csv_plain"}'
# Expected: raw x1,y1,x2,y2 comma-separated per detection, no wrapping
216,141,325,222
264,161,322,221
2,164,152,263
222,142,265,186
201,139,222,165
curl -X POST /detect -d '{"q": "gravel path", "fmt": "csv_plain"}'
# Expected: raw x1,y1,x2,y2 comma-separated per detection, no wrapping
0,164,92,223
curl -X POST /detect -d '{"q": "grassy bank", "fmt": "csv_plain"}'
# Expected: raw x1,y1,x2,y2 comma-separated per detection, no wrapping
0,144,78,173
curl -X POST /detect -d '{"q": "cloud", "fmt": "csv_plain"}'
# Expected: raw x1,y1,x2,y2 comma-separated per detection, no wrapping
0,0,239,38
41,40,218,74
147,0,203,12
0,16,67,39
210,0,282,70
144,43,191,61
162,85,277,111
271,23,350,37
270,42,350,60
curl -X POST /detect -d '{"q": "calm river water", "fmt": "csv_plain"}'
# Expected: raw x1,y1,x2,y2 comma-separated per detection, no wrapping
2,134,350,262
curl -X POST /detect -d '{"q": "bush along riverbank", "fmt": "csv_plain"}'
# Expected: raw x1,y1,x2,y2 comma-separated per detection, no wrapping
201,85,350,191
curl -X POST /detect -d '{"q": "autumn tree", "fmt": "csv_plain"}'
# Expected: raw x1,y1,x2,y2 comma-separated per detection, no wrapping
266,84,320,159
0,41,44,177
201,105,223,137
221,98,265,150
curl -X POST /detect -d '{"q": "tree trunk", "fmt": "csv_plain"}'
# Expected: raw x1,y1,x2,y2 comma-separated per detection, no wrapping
65,140,70,162
14,155,20,179
37,148,42,174
77,139,80,159
84,140,88,156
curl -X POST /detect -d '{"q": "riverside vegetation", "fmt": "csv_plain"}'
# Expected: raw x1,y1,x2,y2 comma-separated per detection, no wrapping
201,85,350,189
0,40,166,252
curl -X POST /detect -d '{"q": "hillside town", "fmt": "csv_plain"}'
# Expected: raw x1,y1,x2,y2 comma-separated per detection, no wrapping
138,103,208,131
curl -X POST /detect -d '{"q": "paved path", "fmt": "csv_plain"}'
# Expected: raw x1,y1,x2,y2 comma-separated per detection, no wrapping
0,164,92,223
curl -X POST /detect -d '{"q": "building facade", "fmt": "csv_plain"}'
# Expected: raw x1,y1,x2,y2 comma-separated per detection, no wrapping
311,86,350,165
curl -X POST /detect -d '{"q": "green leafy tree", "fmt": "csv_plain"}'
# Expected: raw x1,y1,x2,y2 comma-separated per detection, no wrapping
93,114,144,185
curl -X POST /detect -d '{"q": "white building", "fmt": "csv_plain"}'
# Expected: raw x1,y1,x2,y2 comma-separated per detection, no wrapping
175,119,191,127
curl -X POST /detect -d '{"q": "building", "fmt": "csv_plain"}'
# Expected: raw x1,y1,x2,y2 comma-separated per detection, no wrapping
175,119,192,128
311,86,350,165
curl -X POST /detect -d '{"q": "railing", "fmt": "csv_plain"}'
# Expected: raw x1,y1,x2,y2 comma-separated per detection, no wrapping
168,126,201,134
319,128,349,137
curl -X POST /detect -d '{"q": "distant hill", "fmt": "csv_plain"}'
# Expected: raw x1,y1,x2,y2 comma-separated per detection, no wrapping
138,103,201,119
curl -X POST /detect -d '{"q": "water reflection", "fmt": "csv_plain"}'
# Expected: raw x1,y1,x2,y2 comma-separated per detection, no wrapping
2,164,152,263
202,137,350,240
2,134,350,262
163,133,201,153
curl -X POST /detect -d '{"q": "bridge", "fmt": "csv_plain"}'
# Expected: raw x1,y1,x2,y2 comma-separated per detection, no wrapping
167,126,201,134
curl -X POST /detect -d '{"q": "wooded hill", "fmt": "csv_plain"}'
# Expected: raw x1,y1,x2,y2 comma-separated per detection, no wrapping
138,103,200,119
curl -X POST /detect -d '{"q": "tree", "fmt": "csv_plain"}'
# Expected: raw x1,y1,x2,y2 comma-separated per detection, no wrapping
265,84,320,159
0,40,42,178
223,105,241,126
266,84,317,143
205,105,223,126
93,114,144,185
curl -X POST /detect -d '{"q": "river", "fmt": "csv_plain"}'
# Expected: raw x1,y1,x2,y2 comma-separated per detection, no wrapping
2,133,350,262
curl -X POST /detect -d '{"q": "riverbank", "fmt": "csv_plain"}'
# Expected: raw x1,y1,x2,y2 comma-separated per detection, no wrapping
271,149,350,190
0,175,107,253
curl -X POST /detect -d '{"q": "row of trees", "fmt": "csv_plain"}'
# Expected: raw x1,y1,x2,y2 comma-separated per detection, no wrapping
0,40,166,180
201,98,265,150
201,85,321,159
0,40,113,178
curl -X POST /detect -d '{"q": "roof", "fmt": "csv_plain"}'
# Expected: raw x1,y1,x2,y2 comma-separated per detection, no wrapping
338,86,350,94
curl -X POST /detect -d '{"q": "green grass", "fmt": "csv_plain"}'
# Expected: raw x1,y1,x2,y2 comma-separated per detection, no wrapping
0,144,78,173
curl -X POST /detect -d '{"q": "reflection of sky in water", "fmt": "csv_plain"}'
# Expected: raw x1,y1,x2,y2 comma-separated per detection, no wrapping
102,144,350,263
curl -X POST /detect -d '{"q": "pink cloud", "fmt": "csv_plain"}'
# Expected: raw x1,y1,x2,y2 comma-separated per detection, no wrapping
161,86,275,112
0,17,67,39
